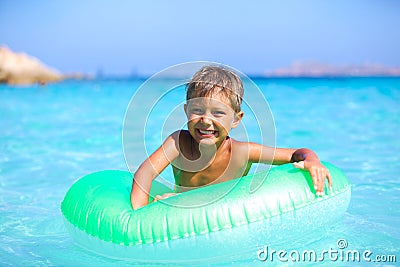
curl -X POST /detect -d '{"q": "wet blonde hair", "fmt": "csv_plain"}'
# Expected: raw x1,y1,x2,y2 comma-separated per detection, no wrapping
186,65,244,113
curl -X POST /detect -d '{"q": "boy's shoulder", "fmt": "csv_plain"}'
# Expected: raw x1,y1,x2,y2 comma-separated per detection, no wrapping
168,130,193,148
230,138,251,152
169,129,191,140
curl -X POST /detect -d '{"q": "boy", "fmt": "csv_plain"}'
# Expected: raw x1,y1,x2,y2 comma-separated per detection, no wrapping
131,65,332,209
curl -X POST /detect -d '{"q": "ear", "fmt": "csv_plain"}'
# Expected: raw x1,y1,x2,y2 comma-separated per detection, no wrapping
231,111,244,128
184,104,188,117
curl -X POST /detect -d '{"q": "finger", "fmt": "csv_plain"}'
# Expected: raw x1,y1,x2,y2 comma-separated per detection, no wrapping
311,168,322,196
293,161,305,169
317,169,325,196
162,193,174,199
326,170,333,190
310,169,318,192
321,170,326,195
157,193,177,201
153,195,161,202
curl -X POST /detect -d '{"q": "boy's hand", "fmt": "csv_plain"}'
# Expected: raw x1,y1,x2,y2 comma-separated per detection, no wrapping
293,160,332,196
153,193,179,202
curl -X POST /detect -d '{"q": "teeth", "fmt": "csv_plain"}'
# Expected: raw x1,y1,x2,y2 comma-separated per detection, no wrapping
199,129,215,135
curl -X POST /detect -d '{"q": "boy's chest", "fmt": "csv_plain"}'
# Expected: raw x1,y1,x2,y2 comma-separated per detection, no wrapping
173,152,247,191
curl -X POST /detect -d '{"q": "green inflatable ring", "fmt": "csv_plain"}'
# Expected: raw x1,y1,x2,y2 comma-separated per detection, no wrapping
61,162,351,262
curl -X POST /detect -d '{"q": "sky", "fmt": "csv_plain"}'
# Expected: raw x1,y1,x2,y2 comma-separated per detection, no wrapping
1,0,400,76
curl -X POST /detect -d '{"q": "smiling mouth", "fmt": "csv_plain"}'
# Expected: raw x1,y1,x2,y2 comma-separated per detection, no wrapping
196,129,218,137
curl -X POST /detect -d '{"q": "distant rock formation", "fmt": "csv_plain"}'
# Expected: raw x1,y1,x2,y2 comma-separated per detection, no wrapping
0,46,63,85
265,61,400,77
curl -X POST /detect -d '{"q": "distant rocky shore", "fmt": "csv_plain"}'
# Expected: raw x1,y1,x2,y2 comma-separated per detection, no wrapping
0,46,85,86
2,46,399,85
0,46,64,85
265,61,400,78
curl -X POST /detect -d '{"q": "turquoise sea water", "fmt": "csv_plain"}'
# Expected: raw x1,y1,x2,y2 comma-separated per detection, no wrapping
0,77,399,266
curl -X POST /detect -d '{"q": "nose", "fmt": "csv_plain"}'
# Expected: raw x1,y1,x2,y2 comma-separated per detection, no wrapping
200,114,212,125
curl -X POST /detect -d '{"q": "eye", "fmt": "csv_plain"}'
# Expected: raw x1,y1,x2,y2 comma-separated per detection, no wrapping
213,110,226,117
190,108,203,115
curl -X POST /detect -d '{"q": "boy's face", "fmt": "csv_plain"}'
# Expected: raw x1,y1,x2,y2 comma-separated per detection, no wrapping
184,93,243,147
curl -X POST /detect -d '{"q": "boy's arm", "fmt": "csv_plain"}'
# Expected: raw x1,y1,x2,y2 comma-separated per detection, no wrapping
130,132,180,210
288,148,332,196
247,144,332,196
